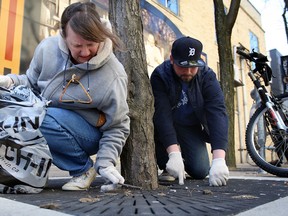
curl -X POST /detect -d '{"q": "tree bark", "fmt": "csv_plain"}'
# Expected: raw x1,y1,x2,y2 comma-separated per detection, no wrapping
213,0,241,168
109,0,158,189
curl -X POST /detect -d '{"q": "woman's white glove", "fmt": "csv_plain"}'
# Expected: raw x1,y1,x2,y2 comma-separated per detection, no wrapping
209,158,229,186
99,166,125,184
0,75,13,88
166,152,185,185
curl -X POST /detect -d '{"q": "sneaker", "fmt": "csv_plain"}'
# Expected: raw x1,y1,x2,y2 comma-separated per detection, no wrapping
62,167,96,191
158,171,176,182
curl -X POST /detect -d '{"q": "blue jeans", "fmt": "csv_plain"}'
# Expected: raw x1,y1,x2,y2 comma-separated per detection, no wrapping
155,124,210,179
40,107,102,176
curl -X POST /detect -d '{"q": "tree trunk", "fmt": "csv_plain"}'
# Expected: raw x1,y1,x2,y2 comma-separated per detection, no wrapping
109,0,158,189
217,32,236,168
213,0,241,168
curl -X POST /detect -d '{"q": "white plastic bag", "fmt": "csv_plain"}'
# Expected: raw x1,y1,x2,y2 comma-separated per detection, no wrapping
0,85,52,194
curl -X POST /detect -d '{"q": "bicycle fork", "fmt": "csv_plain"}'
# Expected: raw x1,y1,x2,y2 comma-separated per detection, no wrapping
249,71,287,130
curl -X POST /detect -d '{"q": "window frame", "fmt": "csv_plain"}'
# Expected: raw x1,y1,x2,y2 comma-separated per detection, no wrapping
157,0,179,15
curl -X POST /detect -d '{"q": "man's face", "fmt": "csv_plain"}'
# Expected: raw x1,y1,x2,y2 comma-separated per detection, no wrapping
65,24,100,64
170,56,199,82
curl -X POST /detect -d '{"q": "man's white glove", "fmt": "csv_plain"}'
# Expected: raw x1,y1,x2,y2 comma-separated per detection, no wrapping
99,166,125,184
166,152,185,185
0,75,13,88
209,158,229,186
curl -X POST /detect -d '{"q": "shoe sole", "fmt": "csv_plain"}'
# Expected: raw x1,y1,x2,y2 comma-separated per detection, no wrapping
62,175,96,191
158,176,176,182
62,186,90,191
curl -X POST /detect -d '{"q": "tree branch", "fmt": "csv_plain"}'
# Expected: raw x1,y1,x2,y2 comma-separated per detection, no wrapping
227,0,241,33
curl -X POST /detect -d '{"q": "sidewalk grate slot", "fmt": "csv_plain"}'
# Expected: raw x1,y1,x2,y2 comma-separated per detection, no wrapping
118,199,126,206
103,198,117,205
117,207,124,214
163,207,173,214
189,205,209,213
145,199,151,206
99,207,110,214
177,207,193,214
150,207,155,214
165,198,181,205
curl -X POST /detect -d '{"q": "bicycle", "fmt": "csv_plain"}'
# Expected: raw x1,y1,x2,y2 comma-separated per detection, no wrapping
236,45,288,177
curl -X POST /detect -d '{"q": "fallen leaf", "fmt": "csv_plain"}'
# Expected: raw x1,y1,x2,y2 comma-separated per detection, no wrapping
232,195,259,199
157,192,166,196
79,197,100,203
124,190,133,196
40,203,60,209
203,189,213,195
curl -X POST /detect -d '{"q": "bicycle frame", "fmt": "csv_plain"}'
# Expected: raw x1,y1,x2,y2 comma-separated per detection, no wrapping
247,59,288,131
237,46,288,176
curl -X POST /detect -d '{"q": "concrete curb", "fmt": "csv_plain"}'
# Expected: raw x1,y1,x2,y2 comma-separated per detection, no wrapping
0,197,72,216
236,196,288,216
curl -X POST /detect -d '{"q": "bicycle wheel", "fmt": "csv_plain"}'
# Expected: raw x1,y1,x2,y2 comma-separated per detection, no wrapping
246,104,288,177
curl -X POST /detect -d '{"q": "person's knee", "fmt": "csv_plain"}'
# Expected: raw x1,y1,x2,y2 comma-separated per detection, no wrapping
185,166,209,179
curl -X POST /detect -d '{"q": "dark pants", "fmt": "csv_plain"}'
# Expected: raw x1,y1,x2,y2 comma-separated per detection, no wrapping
155,124,210,179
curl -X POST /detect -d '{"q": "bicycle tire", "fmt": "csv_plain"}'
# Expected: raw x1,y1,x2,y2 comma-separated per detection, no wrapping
246,104,288,177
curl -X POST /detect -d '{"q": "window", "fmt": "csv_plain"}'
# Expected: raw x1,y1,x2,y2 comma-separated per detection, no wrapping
249,31,259,69
249,31,259,52
158,0,179,15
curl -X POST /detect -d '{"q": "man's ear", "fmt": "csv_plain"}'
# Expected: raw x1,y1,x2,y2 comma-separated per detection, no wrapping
170,55,174,64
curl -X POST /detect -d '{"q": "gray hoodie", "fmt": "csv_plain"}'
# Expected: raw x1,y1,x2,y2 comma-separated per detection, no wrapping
8,20,130,172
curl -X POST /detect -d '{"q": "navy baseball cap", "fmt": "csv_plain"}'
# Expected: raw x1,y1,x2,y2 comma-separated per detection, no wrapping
171,36,204,67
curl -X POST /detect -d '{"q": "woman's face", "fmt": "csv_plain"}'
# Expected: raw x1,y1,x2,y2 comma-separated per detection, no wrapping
65,24,100,64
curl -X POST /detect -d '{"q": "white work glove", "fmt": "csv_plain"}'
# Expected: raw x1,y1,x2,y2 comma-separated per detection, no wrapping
209,158,229,186
0,75,13,88
99,166,125,184
166,152,185,185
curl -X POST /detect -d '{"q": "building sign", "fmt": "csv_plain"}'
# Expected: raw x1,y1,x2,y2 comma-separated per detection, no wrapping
0,0,24,75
